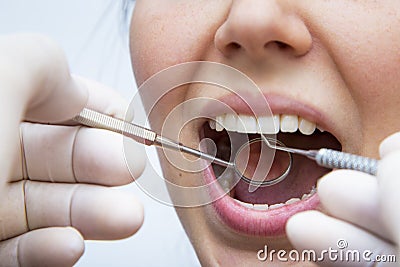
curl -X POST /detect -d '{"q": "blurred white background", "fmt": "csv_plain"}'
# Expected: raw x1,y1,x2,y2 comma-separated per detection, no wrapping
0,0,200,266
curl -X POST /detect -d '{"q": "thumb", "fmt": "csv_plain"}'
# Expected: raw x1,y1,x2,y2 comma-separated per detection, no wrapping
0,34,88,123
378,150,400,246
378,132,400,246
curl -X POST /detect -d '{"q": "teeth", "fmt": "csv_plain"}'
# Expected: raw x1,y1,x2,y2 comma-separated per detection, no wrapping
269,203,285,210
257,115,279,134
223,113,237,132
299,118,316,135
233,199,270,210
237,115,258,133
285,198,301,205
231,189,317,211
234,199,254,209
209,120,216,130
216,115,224,132
280,115,298,133
217,169,234,192
253,204,269,211
301,189,317,200
212,114,318,135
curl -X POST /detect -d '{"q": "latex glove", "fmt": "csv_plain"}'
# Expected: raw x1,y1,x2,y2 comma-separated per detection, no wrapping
0,34,145,267
286,133,400,266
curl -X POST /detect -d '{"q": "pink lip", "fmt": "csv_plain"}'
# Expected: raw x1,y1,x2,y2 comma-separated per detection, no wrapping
199,93,328,237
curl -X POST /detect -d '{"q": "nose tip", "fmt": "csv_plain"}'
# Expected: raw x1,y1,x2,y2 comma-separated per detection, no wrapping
214,1,312,60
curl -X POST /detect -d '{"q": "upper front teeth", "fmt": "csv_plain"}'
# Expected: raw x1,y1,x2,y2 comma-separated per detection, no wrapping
210,114,319,135
280,114,298,133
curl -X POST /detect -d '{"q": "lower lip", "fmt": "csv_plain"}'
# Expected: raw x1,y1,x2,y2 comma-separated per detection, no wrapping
202,164,320,237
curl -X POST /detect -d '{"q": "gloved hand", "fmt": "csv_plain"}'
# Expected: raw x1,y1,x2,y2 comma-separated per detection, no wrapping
286,133,400,266
0,34,145,267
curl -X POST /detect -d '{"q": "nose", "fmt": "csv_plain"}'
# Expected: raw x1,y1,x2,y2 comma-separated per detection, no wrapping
215,1,312,60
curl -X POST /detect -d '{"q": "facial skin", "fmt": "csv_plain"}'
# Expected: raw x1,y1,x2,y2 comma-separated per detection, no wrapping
130,1,400,266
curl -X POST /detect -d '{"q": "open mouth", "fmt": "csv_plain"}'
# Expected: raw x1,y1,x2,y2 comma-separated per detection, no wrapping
200,112,341,236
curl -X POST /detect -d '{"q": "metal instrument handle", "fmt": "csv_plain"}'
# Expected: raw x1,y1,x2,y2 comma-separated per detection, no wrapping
316,149,378,176
73,108,157,145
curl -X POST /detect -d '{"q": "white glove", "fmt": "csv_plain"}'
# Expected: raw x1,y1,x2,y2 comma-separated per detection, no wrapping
286,133,400,266
0,34,145,267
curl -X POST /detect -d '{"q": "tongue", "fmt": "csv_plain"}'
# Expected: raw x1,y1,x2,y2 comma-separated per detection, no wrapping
234,154,324,204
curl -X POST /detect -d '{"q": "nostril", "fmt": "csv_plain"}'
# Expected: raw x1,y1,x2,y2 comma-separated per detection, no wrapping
264,41,290,50
226,42,242,52
276,41,289,49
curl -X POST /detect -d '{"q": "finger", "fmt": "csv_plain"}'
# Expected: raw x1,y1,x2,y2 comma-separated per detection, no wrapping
0,34,87,192
378,151,400,245
24,181,143,240
379,132,400,157
317,170,392,241
18,122,145,185
0,181,29,241
74,75,134,121
0,227,84,267
287,211,397,266
0,34,88,123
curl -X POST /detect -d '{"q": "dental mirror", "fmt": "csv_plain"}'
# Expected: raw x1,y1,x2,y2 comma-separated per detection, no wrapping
233,137,292,187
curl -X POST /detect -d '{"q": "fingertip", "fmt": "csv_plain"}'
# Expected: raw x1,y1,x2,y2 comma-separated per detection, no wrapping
125,106,135,122
63,227,85,258
317,170,373,197
286,211,323,247
316,170,377,216
377,151,400,238
72,187,144,240
101,191,144,238
106,192,144,238
316,170,350,203
366,150,400,197
378,150,400,179
118,193,144,237
317,169,341,186
317,170,352,189
379,132,400,157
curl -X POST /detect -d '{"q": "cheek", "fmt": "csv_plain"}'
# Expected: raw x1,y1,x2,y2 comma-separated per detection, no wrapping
345,14,400,145
311,3,400,149
130,1,230,85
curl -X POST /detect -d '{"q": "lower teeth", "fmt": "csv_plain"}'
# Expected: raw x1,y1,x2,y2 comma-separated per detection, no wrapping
232,188,317,211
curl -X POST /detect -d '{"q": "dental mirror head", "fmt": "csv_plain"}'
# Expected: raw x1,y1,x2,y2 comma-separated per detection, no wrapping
230,137,292,187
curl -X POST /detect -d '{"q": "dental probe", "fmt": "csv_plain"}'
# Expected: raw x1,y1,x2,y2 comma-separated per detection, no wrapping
261,135,378,176
73,108,234,168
